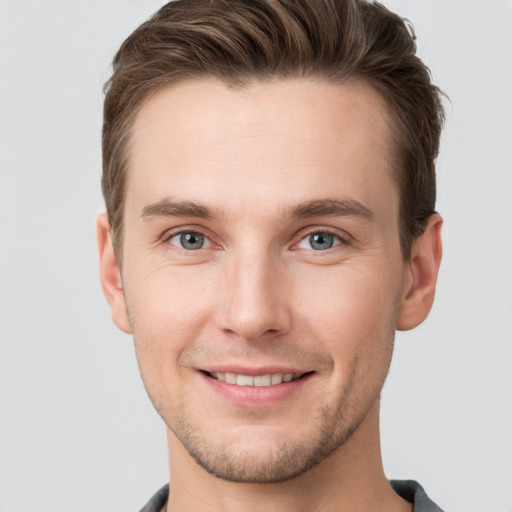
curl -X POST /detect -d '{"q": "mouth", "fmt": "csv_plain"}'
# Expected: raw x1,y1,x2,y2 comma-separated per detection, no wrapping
202,371,312,387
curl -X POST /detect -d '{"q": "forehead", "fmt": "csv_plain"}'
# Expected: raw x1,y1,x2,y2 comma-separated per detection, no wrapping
126,78,397,223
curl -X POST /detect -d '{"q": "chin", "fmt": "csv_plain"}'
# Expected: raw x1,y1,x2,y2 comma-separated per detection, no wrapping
171,403,362,484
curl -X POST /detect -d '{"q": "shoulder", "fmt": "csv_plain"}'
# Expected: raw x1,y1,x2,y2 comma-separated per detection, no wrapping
139,481,444,512
138,484,169,512
390,480,445,512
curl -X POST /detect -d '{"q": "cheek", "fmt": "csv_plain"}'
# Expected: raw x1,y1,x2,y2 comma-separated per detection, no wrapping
125,273,209,420
296,264,401,357
126,263,216,330
124,269,214,384
305,272,399,408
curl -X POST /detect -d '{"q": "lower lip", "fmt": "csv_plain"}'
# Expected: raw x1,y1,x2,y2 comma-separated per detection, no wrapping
200,372,313,407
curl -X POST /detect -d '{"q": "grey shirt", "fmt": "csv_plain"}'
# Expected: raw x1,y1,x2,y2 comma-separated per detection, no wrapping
139,480,445,511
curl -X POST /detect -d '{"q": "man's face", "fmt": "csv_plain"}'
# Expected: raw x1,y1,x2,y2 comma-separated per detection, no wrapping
117,78,409,482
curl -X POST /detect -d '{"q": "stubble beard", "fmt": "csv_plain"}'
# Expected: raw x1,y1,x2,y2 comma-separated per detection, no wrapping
171,400,364,484
129,296,399,485
136,339,396,485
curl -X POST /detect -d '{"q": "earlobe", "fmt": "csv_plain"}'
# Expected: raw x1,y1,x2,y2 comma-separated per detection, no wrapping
396,214,443,331
96,213,132,334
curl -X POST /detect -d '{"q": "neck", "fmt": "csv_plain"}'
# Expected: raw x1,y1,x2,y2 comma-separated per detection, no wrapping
165,401,412,512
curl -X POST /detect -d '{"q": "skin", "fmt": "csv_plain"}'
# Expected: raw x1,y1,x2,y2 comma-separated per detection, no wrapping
98,78,442,512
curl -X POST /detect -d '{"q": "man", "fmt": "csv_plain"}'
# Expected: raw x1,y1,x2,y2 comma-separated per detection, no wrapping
97,0,445,510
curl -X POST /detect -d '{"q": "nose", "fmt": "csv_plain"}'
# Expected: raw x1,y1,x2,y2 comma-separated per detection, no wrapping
216,247,292,341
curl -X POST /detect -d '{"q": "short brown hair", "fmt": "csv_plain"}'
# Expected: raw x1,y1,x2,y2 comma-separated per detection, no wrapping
102,0,445,260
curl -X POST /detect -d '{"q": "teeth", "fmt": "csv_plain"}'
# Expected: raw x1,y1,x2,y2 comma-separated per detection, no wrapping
237,374,254,386
254,375,271,387
210,372,302,386
271,373,283,385
225,372,237,384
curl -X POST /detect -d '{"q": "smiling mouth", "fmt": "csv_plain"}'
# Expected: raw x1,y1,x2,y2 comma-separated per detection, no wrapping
204,371,311,387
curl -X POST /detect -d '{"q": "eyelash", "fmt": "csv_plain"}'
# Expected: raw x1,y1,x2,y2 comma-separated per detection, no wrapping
294,229,351,251
164,228,213,251
161,227,352,252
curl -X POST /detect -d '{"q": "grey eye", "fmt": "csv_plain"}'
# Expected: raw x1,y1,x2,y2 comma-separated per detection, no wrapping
309,233,334,250
169,232,210,250
297,232,340,251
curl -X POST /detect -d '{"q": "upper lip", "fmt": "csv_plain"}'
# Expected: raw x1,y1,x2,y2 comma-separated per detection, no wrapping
200,366,310,376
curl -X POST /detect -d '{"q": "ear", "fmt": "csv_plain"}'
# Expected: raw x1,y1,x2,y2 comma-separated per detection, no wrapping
396,214,443,331
96,213,132,334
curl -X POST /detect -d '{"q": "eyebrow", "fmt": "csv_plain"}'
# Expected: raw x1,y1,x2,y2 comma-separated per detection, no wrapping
140,197,374,222
289,198,374,221
141,199,215,220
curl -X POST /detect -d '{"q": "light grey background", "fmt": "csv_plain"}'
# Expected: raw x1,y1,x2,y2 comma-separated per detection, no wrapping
0,1,511,511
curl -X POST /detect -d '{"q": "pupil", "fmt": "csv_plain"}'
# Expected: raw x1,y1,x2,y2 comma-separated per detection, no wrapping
310,233,334,250
181,232,204,250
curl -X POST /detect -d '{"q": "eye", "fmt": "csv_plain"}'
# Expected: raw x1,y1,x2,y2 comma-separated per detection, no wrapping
297,232,341,251
168,231,211,250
